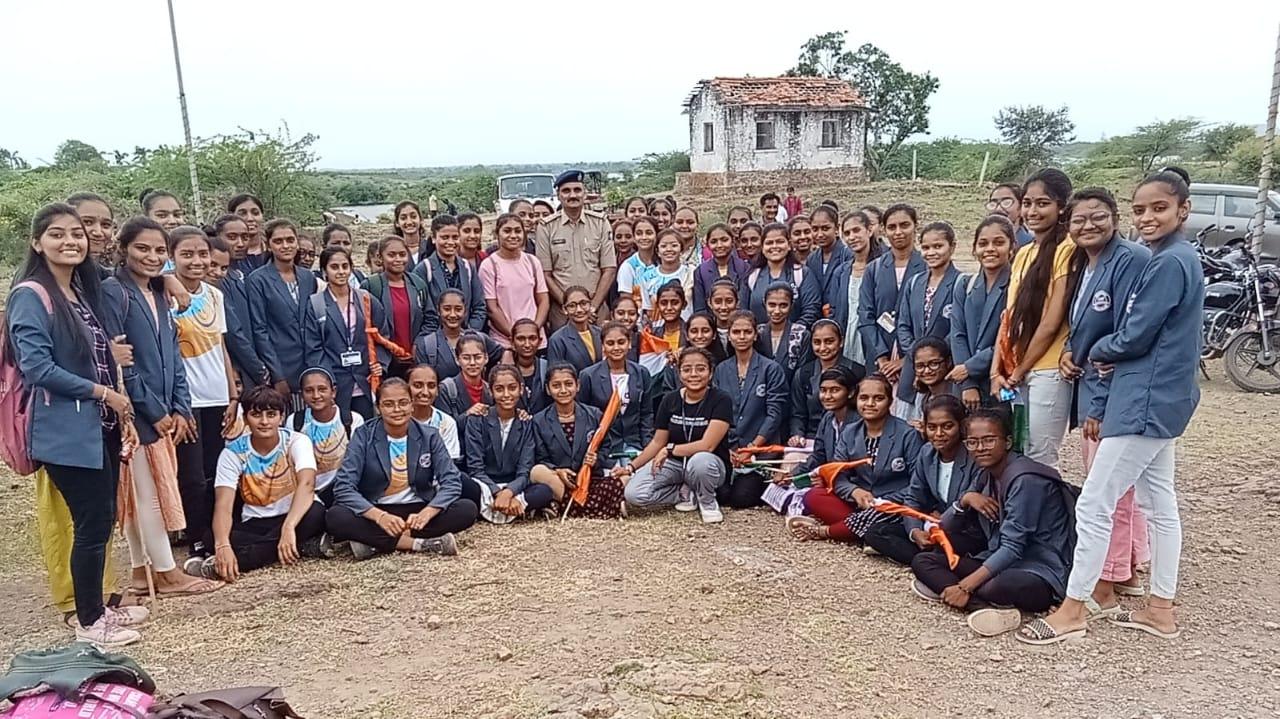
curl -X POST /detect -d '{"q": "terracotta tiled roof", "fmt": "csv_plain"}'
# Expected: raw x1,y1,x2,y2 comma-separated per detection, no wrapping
687,76,866,110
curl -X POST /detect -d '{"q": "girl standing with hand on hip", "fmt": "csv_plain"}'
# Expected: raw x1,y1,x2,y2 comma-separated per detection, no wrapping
1024,169,1202,645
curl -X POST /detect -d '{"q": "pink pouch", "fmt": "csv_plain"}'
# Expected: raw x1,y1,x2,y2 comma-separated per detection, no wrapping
2,682,154,719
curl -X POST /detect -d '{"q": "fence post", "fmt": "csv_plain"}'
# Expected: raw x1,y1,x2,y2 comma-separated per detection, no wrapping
1250,22,1280,260
911,149,918,181
979,151,991,186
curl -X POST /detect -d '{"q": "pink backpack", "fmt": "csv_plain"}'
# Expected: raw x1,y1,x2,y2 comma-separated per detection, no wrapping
0,281,52,476
0,682,154,719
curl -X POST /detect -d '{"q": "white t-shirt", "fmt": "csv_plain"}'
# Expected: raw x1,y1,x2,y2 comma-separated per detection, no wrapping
415,408,460,459
286,409,366,491
616,254,654,295
639,265,694,320
380,435,418,505
937,460,955,502
215,429,317,521
610,372,631,414
172,282,230,408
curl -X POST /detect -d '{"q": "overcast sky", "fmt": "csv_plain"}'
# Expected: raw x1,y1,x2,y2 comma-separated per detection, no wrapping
3,1,1278,169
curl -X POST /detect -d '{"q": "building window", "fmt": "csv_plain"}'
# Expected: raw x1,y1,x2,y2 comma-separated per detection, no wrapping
755,119,776,150
703,123,714,152
820,118,841,148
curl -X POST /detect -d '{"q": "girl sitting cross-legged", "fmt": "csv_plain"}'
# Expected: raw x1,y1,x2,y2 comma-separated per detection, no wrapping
462,364,556,523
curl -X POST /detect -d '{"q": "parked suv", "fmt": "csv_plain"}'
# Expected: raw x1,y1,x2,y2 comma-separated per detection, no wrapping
1186,183,1280,260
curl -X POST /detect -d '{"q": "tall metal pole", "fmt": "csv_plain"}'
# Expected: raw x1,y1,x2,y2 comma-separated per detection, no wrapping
1249,22,1280,259
166,0,203,223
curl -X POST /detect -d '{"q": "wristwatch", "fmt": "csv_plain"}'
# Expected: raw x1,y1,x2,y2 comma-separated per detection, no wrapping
665,442,676,456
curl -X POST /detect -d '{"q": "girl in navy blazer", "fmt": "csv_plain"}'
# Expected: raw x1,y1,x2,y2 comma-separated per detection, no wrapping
754,283,810,375
463,365,555,522
247,218,317,407
546,285,602,373
739,223,822,327
434,334,494,440
210,214,269,388
413,289,506,381
9,204,138,646
692,224,749,313
791,375,923,543
803,205,851,302
327,379,478,559
102,218,222,598
416,215,487,333
712,310,788,509
776,365,858,516
529,363,625,519
510,318,550,415
825,210,884,368
1058,189,1153,611
947,216,1013,410
857,205,926,384
1033,170,1203,644
913,408,1077,639
362,235,430,377
303,246,391,421
864,395,982,565
787,320,864,449
893,221,960,415
579,322,654,468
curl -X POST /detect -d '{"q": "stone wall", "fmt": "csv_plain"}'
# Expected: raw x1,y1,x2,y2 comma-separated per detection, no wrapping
674,166,868,195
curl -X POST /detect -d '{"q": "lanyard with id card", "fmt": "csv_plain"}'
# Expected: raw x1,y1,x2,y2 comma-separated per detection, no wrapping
337,290,362,367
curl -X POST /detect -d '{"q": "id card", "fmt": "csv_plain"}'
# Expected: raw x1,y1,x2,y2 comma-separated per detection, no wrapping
876,311,896,333
340,350,361,367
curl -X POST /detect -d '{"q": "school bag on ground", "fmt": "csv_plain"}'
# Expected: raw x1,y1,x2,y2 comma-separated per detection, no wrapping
146,686,305,719
0,281,53,476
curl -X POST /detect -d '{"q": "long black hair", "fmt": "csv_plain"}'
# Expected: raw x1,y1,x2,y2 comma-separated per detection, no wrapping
1009,169,1073,353
15,204,104,369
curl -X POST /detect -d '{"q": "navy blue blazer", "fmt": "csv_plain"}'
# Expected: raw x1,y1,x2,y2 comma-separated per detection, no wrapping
805,241,853,301
330,420,463,514
362,271,430,347
302,288,392,398
532,402,611,473
546,324,602,374
900,445,981,534
217,271,267,388
7,283,113,469
739,263,823,327
942,454,1076,600
895,264,960,402
246,262,317,390
579,360,653,450
1065,237,1151,426
788,357,864,438
415,254,486,333
831,416,923,502
754,321,811,375
412,329,505,381
463,409,536,495
100,275,191,446
790,410,853,477
949,267,1009,398
692,255,749,313
857,251,926,364
712,352,788,448
1089,232,1202,439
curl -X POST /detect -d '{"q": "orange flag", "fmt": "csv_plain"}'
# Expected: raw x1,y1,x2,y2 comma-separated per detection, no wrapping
736,445,807,457
870,499,960,569
571,388,622,506
808,459,872,488
362,291,412,395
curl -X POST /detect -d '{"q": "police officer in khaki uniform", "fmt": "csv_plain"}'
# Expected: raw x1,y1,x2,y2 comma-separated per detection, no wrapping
534,170,617,329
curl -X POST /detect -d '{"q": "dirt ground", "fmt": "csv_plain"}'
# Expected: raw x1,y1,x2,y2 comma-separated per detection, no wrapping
0,362,1278,719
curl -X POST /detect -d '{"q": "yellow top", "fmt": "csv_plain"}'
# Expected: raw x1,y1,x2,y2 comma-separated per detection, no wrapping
579,330,597,362
1007,238,1076,372
664,328,683,351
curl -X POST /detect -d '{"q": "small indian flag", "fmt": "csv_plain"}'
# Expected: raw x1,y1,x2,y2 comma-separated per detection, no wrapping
637,327,671,377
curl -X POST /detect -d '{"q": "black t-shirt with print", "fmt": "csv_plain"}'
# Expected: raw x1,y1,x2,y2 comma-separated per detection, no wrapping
654,387,734,471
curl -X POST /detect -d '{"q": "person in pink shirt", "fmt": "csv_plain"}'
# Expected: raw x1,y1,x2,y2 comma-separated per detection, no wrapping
480,213,550,348
783,186,804,220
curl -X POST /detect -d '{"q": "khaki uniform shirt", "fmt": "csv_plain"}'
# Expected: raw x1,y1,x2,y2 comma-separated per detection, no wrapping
534,209,616,291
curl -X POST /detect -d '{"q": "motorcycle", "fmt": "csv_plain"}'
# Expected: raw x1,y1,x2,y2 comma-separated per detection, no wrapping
1198,230,1280,393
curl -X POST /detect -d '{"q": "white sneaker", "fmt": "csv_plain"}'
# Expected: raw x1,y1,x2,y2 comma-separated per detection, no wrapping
675,498,697,512
75,613,141,649
698,495,724,524
107,605,150,627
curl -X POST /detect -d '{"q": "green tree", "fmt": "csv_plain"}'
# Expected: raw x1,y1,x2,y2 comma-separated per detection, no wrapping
333,179,388,205
0,148,29,171
53,139,104,168
790,32,940,179
1230,137,1280,191
1201,123,1256,167
1126,118,1202,174
993,105,1075,179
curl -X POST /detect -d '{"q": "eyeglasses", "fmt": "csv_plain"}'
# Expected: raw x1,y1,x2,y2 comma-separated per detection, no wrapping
985,197,1017,211
564,299,591,311
1069,212,1113,229
914,359,945,372
962,436,1002,450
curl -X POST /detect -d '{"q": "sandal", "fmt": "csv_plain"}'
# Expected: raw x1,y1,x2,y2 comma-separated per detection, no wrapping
1108,610,1181,639
1085,597,1122,621
967,607,1023,637
1015,617,1087,645
786,516,820,541
1114,579,1146,597
911,578,942,603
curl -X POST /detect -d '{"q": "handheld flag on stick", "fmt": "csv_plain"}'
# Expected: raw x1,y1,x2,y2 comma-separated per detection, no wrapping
870,498,960,569
362,291,412,395
789,459,872,489
562,387,622,520
637,326,672,377
735,445,811,457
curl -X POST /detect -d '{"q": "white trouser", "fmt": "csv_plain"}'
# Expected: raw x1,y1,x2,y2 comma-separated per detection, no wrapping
1024,369,1071,469
123,449,178,572
1066,434,1180,601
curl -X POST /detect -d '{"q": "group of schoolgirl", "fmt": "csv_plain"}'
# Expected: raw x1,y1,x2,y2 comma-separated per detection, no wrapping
9,165,1201,650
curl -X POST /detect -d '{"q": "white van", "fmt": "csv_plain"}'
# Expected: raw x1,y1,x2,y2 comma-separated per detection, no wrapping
494,173,556,214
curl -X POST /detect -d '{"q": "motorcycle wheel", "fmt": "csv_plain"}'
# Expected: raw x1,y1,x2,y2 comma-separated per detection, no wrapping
1223,329,1280,393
